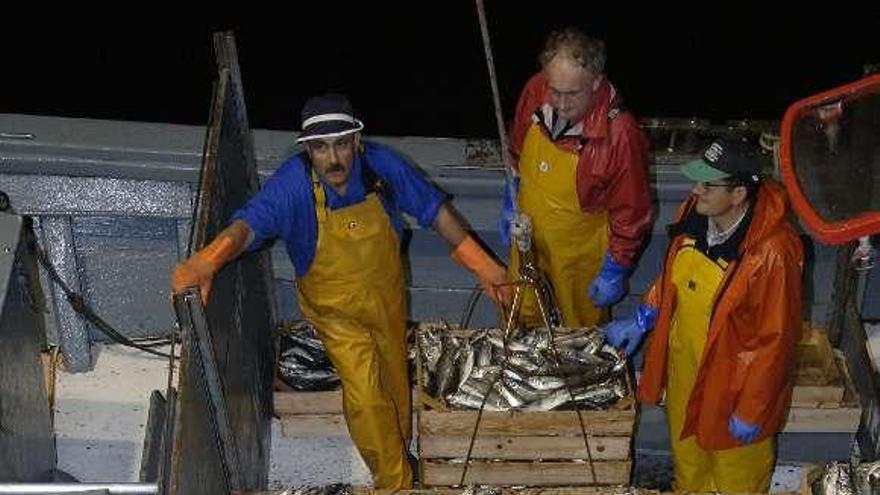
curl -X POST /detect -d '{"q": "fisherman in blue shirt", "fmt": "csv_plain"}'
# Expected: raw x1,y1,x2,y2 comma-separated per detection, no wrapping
172,93,508,488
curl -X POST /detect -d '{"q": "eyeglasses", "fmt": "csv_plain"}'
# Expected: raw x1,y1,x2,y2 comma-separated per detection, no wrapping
693,181,733,192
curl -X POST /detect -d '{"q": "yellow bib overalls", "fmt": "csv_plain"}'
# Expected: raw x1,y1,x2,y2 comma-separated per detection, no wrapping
510,123,609,327
297,172,412,489
667,238,774,492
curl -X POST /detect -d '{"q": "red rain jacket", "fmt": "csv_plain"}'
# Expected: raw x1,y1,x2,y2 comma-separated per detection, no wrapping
509,72,652,267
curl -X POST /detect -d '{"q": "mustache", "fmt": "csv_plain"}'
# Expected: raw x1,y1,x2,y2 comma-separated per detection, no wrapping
327,163,345,174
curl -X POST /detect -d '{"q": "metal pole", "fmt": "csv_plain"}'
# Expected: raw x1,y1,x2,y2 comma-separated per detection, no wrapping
474,0,513,178
0,483,157,494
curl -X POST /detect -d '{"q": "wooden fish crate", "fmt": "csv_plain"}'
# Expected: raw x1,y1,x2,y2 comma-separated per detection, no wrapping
415,323,637,488
274,386,348,437
273,320,349,437
784,322,861,433
273,383,421,437
273,320,428,437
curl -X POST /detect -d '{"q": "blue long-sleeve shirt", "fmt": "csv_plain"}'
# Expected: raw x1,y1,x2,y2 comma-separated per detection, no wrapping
231,141,446,277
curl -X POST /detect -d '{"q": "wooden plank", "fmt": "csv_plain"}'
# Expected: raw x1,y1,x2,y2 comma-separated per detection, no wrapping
280,414,349,437
790,383,845,407
422,460,631,486
421,434,630,460
420,410,635,437
274,387,419,415
274,390,342,415
782,406,861,433
139,390,167,482
795,325,840,385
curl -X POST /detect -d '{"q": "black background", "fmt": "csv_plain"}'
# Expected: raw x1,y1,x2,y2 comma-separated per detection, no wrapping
3,5,878,138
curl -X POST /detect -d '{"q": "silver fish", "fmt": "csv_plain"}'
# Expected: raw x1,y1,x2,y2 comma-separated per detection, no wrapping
470,364,501,380
555,347,604,366
459,375,496,398
524,387,571,411
284,483,351,495
504,377,543,403
556,330,604,354
853,461,880,495
502,366,526,382
487,334,530,353
459,487,502,495
571,378,627,409
447,390,506,411
494,379,525,408
434,335,461,398
525,375,566,391
818,462,854,495
506,352,541,373
282,345,325,366
563,359,615,387
475,340,493,367
419,328,443,373
530,330,552,350
287,334,326,353
458,342,475,389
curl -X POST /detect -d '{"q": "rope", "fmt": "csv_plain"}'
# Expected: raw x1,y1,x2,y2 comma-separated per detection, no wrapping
23,218,175,360
531,286,599,486
457,280,600,486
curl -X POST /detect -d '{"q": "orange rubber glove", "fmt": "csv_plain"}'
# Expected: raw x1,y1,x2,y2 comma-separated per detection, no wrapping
171,221,250,302
451,235,510,306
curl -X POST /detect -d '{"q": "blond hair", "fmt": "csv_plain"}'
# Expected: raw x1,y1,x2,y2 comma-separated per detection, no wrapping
539,27,606,76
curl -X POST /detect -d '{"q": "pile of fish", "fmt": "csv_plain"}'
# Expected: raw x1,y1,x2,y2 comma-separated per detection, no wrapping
278,485,649,495
458,488,648,495
278,485,351,495
812,461,880,495
277,320,340,391
418,323,627,411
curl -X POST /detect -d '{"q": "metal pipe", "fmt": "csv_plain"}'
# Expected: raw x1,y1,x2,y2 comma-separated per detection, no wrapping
0,483,157,494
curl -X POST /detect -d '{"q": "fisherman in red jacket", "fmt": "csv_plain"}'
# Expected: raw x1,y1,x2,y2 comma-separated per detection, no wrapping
605,138,804,492
501,27,652,327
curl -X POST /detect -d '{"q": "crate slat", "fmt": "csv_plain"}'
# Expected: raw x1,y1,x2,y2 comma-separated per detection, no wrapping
280,414,349,437
784,354,861,433
790,383,845,407
422,460,631,486
420,409,635,437
421,434,630,460
274,390,342,415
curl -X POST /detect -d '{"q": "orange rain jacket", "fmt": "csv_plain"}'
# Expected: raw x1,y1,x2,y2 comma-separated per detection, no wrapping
509,73,652,267
638,180,804,449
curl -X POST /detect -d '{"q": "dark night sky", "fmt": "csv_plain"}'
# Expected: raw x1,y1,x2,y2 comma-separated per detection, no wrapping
3,5,879,138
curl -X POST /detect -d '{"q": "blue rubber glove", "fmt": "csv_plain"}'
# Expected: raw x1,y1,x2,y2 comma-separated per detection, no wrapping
588,252,629,306
603,304,658,357
498,176,519,247
728,414,761,444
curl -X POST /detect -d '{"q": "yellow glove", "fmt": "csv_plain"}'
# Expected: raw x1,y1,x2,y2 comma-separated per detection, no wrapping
451,235,510,306
171,221,250,302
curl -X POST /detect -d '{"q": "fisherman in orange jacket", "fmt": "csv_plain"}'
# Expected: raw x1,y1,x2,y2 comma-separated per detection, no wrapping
604,138,804,492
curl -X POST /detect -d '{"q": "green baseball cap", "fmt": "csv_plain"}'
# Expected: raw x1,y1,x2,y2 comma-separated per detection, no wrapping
681,138,763,183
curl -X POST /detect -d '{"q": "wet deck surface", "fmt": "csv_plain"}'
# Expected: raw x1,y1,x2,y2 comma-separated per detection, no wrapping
53,344,805,491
